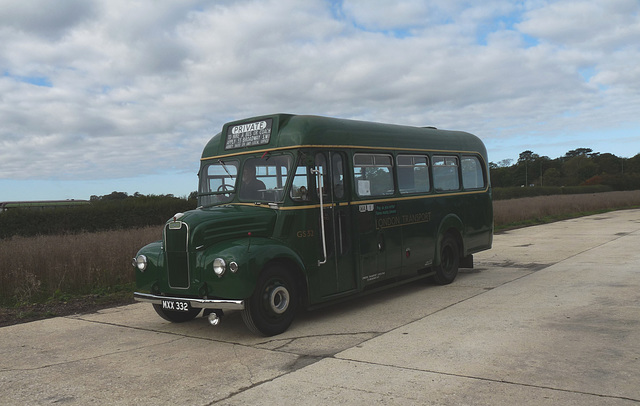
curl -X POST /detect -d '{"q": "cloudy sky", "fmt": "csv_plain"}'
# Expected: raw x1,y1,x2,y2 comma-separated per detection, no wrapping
1,0,639,201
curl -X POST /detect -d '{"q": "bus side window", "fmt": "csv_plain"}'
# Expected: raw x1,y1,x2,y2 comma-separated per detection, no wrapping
433,156,460,191
290,157,310,201
353,154,394,197
461,155,486,189
398,155,429,194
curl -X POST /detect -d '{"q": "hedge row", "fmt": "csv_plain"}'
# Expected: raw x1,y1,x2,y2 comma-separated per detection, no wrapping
0,196,197,239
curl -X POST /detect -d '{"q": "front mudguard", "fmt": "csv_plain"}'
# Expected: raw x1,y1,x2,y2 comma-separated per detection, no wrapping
134,241,163,292
199,237,306,300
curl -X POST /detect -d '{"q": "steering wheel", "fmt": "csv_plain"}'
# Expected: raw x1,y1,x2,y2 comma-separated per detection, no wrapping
217,184,235,197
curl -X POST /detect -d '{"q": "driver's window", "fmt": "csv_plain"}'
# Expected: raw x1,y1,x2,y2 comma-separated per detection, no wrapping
197,160,238,206
206,162,238,192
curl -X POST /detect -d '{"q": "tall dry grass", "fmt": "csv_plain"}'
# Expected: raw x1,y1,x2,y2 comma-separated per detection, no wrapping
493,190,640,228
1,190,640,306
0,226,162,305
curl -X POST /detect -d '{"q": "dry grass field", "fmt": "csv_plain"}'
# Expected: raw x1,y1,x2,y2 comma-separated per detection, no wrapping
493,190,640,228
0,226,162,306
1,190,640,312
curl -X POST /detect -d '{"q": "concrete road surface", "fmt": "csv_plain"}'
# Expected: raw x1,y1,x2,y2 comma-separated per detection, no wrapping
1,209,639,405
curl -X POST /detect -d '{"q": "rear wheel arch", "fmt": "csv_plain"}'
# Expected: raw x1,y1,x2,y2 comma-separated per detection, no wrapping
435,215,464,264
431,232,461,285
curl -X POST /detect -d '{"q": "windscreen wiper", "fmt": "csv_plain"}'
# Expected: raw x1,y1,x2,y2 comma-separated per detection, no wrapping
218,159,235,180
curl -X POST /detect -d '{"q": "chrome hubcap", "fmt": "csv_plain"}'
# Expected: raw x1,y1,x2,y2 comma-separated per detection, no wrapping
269,286,289,314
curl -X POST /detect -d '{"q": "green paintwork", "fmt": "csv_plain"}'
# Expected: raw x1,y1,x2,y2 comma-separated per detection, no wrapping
202,114,488,161
135,113,493,310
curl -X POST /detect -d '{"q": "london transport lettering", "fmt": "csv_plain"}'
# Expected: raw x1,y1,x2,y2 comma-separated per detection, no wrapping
375,203,432,230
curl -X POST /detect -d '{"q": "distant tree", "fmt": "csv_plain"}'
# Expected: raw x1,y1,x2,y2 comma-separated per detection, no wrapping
488,149,640,190
100,191,129,200
543,168,562,186
517,151,540,186
518,150,538,164
498,159,513,167
563,155,598,185
489,166,515,188
594,153,623,175
564,148,593,159
627,153,640,174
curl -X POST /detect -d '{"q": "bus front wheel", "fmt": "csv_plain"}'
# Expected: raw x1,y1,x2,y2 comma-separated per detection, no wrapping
242,265,299,336
431,234,460,285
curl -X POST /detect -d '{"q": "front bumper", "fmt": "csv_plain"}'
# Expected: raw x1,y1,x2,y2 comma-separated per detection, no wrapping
134,292,245,311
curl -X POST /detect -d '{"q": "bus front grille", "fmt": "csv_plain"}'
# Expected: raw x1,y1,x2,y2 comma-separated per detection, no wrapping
164,222,190,289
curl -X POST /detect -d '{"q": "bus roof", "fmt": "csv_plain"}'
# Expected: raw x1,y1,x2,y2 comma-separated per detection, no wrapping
202,114,487,161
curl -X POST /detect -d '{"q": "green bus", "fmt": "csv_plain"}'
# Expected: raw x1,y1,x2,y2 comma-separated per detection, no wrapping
133,114,493,336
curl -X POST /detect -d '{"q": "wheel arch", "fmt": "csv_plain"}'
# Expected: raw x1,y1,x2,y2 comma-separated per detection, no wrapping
261,257,309,309
435,214,464,266
241,238,308,307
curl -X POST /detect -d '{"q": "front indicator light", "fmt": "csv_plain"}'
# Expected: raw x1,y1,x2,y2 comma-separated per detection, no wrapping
133,255,148,272
213,258,226,277
229,261,239,273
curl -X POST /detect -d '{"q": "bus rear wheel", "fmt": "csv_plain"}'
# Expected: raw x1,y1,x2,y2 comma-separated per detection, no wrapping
431,234,460,285
152,304,201,322
242,265,299,336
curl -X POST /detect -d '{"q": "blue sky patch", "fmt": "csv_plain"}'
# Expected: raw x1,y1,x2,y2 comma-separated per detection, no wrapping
4,72,53,87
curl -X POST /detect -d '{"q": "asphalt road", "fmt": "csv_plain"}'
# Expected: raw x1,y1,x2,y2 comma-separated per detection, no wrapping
1,209,639,405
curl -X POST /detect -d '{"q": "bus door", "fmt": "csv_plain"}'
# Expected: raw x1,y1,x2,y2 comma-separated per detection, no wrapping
313,151,357,297
353,153,403,285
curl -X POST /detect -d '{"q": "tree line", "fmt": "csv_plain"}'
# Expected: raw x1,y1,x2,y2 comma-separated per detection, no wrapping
0,192,197,239
490,148,640,191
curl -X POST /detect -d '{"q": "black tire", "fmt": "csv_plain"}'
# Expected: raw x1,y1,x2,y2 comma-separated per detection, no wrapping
152,304,201,323
431,234,460,285
242,265,299,336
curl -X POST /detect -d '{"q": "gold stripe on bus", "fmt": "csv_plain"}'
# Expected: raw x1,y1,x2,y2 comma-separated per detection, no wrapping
201,144,483,161
230,188,489,211
227,202,335,210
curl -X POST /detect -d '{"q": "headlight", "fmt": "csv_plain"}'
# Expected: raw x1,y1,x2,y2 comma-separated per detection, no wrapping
213,258,226,277
133,255,148,272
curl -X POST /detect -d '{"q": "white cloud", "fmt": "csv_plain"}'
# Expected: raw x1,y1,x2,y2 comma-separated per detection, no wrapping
518,0,640,50
1,0,639,197
0,0,98,39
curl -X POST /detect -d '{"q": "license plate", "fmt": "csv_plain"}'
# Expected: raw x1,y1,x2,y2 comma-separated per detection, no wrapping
161,299,190,312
